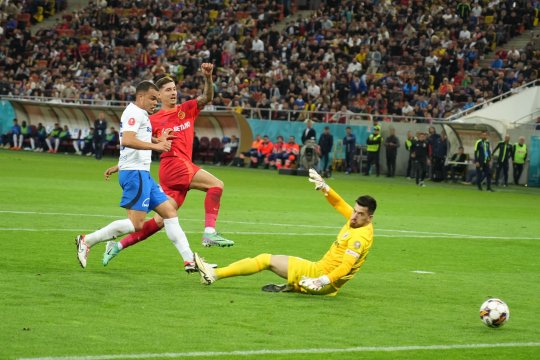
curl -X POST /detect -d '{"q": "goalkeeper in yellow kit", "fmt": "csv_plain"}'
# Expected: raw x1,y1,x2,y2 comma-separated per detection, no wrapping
194,169,376,296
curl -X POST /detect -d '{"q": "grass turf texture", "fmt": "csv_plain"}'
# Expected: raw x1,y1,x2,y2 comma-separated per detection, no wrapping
0,150,539,360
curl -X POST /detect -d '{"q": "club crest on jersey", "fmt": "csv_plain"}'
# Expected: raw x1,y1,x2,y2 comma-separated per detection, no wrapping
177,111,185,120
128,118,135,126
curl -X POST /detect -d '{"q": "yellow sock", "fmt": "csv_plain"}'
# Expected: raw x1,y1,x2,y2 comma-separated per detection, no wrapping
215,253,271,279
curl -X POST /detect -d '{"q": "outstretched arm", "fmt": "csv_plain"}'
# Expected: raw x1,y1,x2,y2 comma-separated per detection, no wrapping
308,169,353,219
197,63,214,109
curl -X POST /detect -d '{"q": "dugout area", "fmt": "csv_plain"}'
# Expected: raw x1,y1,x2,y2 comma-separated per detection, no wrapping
5,98,254,154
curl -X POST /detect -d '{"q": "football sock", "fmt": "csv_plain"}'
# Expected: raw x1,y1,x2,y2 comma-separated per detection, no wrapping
215,253,271,279
163,217,193,262
204,187,223,229
204,227,216,234
85,219,135,248
119,218,161,249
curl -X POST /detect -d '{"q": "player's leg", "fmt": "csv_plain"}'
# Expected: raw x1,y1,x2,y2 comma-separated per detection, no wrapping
103,211,165,266
195,253,277,285
190,168,234,247
150,179,195,272
76,213,139,269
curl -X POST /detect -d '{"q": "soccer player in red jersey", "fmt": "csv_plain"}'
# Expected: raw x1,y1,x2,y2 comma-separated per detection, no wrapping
103,63,234,267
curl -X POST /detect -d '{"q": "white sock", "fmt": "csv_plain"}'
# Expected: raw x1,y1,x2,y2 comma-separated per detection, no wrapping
163,217,193,262
85,219,135,248
204,227,216,234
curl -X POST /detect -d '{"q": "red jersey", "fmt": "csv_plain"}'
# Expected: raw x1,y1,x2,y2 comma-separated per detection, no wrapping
150,99,200,160
284,142,300,154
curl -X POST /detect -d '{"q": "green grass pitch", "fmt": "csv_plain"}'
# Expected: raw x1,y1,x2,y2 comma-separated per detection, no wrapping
0,150,539,360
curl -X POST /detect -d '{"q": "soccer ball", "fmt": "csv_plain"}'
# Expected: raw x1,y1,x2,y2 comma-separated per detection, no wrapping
480,298,510,328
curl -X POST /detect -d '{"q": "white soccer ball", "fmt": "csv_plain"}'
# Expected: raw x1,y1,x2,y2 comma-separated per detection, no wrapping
480,298,510,328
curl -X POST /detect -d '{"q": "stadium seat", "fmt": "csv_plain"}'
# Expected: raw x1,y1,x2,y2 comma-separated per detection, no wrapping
196,136,210,163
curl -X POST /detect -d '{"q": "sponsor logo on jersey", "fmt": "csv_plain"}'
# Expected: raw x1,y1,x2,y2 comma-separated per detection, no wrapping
342,232,349,239
177,111,186,120
171,121,191,132
128,118,135,126
142,198,150,208
345,249,360,258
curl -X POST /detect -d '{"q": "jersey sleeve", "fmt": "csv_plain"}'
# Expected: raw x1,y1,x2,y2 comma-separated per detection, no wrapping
326,235,367,283
324,188,353,219
121,113,144,133
184,99,201,121
150,116,161,138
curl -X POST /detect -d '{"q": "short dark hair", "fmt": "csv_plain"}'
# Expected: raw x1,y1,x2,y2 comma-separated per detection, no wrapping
155,76,175,89
356,195,377,215
136,80,158,95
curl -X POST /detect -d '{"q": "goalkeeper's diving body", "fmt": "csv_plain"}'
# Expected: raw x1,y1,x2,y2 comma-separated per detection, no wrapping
194,169,376,296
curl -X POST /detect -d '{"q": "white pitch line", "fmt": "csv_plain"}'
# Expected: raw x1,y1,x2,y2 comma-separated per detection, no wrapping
1,210,539,240
17,342,540,360
0,227,538,240
412,270,436,274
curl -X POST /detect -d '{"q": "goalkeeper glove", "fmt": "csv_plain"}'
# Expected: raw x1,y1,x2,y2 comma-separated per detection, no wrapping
308,168,329,192
299,275,330,292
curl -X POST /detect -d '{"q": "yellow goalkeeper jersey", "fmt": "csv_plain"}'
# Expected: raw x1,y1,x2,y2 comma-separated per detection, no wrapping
315,188,374,290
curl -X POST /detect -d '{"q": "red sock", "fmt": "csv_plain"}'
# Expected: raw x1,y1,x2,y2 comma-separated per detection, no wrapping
119,218,162,249
204,187,223,228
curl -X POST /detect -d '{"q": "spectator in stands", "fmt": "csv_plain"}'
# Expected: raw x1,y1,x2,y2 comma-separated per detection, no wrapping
93,112,107,160
45,123,62,153
318,126,333,178
490,54,504,69
1,0,537,126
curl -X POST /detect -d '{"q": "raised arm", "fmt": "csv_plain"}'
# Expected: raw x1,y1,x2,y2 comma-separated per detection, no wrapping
196,63,214,110
308,169,353,219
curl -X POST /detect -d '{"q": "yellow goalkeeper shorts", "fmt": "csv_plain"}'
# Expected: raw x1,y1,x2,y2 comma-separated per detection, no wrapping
287,256,337,296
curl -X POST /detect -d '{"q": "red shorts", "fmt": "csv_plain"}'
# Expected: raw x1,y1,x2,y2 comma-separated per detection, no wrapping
159,157,201,207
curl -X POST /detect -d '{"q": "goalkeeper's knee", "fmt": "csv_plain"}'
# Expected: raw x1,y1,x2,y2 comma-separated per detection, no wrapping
254,253,271,270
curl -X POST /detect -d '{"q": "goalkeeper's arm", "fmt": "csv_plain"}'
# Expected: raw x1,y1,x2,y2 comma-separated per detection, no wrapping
308,169,352,218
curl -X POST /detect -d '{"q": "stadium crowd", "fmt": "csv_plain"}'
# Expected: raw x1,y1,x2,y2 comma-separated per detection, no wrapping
0,0,539,123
